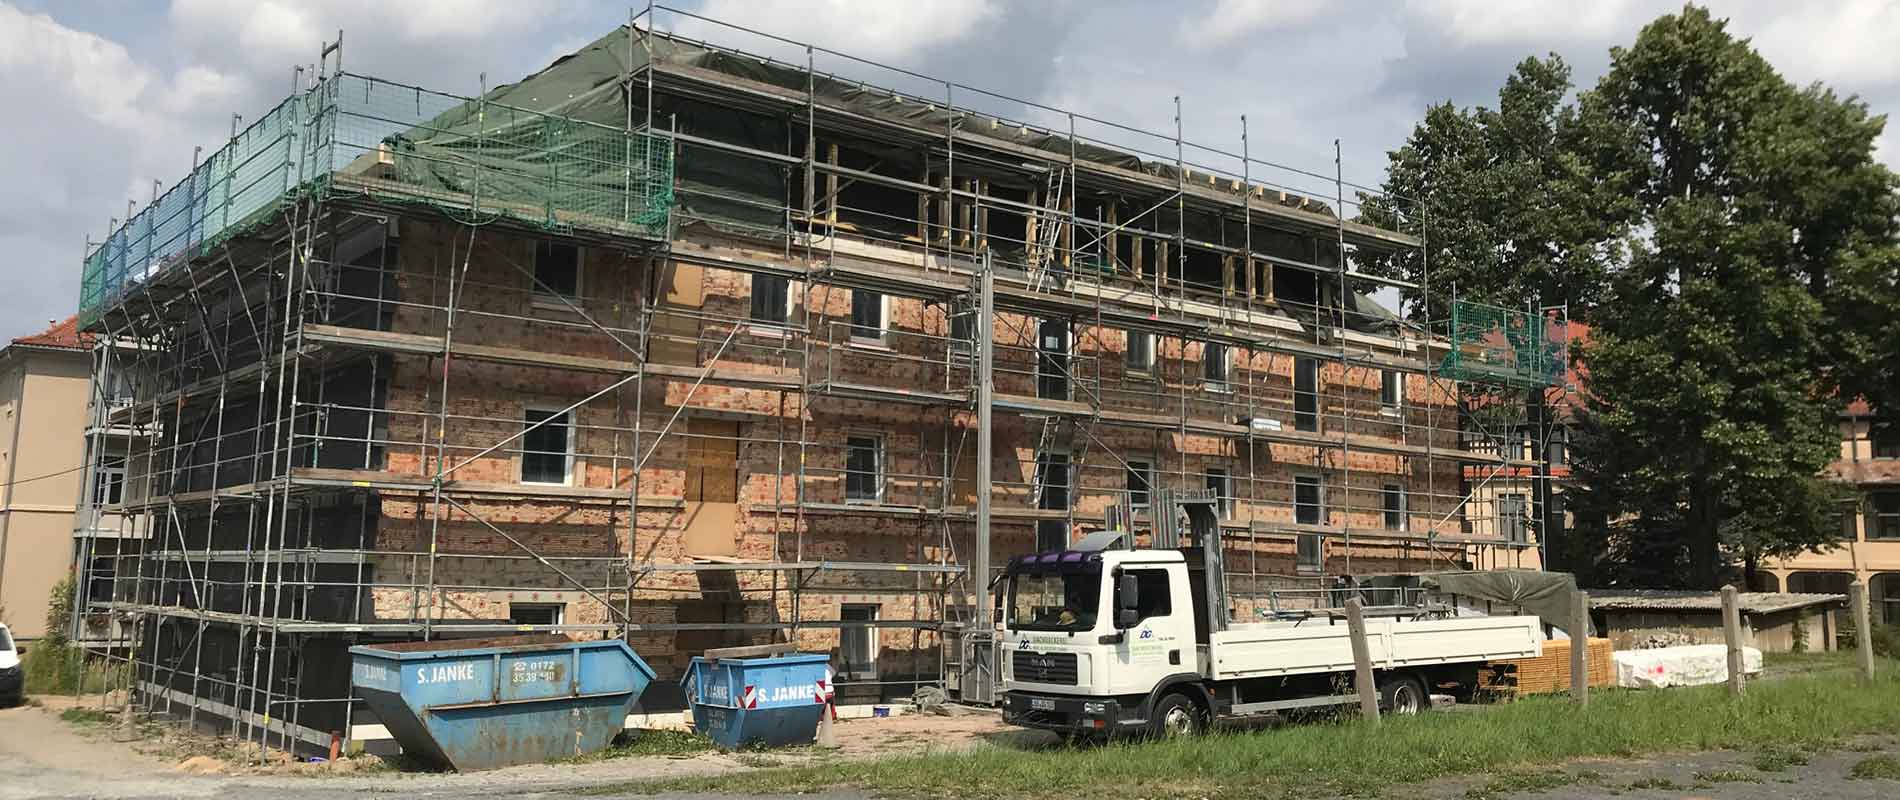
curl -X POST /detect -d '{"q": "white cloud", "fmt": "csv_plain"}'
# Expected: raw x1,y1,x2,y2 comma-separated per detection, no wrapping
674,0,1001,63
1178,0,1337,44
0,3,152,129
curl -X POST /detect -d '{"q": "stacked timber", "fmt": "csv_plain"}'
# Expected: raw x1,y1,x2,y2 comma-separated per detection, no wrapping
1481,637,1614,696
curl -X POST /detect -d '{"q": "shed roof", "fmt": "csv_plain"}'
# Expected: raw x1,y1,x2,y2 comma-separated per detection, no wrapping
1590,590,1843,615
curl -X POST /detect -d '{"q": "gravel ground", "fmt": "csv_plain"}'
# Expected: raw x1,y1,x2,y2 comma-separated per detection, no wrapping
7,693,1900,799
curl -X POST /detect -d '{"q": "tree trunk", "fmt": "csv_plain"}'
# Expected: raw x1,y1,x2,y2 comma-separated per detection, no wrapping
1688,479,1720,588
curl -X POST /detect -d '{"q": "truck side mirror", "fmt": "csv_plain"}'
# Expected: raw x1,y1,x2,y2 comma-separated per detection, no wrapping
1116,572,1139,629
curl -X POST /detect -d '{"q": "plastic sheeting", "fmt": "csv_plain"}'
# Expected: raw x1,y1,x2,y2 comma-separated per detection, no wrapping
1418,570,1584,636
1613,644,1762,689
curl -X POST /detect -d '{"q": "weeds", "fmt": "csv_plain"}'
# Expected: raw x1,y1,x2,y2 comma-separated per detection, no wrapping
1849,754,1900,780
557,730,715,763
603,667,1900,799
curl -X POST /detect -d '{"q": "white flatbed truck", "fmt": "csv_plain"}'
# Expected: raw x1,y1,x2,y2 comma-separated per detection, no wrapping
998,505,1543,738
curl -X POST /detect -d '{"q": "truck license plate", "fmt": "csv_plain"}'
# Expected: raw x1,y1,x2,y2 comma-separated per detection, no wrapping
1029,697,1055,711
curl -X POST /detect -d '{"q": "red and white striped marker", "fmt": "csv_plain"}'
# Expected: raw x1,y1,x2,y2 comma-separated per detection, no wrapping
741,684,759,709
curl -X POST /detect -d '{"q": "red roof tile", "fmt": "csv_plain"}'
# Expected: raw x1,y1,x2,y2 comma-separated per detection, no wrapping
12,315,93,350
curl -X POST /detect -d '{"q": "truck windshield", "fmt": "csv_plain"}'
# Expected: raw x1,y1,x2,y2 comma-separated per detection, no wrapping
1008,570,1101,631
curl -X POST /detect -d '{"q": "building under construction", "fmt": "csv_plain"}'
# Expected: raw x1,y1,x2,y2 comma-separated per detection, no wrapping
71,7,1566,753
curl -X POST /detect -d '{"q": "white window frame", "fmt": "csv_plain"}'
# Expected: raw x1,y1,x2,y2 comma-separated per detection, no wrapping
748,274,798,333
93,458,126,507
849,290,890,346
843,433,885,504
1296,533,1323,575
530,241,584,310
508,602,566,629
1202,341,1231,393
839,603,880,679
947,302,975,353
1125,330,1155,374
1380,369,1403,416
521,406,576,486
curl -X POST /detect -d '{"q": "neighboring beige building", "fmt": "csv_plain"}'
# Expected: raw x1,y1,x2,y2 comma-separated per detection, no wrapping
0,319,93,643
1761,401,1900,627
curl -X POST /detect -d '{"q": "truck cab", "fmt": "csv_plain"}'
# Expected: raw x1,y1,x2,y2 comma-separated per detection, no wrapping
999,541,1203,738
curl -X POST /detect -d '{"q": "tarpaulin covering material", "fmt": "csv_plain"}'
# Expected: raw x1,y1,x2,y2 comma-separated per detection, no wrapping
1614,644,1761,689
1420,570,1585,636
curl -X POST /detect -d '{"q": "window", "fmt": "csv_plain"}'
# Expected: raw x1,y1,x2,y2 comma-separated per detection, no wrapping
750,274,792,325
1498,493,1528,542
1380,369,1403,413
532,241,580,302
1294,357,1318,432
1205,467,1232,519
1203,342,1230,391
1125,330,1154,373
521,409,573,485
1383,483,1406,531
1841,499,1862,541
1875,574,1900,627
1126,460,1154,509
1127,568,1172,621
845,435,883,502
1873,492,1900,540
1296,534,1322,574
1295,474,1323,526
839,603,879,679
1035,452,1070,551
850,290,885,342
948,303,974,352
92,456,125,507
1037,319,1069,400
1875,422,1900,460
508,603,565,628
1547,425,1569,466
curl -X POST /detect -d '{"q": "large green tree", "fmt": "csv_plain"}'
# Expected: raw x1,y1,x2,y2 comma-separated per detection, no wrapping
1360,54,1630,322
1563,6,1899,588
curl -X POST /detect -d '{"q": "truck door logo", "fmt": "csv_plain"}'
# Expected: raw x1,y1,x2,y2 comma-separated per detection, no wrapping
1019,638,1032,649
1139,628,1154,639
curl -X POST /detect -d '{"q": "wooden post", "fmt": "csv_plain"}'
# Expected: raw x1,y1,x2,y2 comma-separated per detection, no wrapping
1345,598,1380,725
1721,585,1746,697
1571,590,1590,705
1851,581,1877,682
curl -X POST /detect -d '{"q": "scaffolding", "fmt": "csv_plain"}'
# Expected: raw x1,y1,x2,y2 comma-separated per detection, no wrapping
70,6,1565,757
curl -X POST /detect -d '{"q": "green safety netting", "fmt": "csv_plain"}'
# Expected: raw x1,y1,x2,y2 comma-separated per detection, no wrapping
79,55,676,325
1439,300,1566,387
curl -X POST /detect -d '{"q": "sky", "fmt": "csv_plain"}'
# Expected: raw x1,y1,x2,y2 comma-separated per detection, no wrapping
1,0,1895,342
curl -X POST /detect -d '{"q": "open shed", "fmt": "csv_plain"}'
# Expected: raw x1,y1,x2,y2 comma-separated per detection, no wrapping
1590,591,1843,653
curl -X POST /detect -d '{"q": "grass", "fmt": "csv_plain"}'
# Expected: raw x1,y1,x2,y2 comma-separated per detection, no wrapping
1849,754,1900,780
59,707,114,726
592,660,1900,799
1750,746,1811,772
556,730,717,763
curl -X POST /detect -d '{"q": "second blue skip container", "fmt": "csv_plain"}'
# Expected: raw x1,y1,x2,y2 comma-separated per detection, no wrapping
683,652,833,749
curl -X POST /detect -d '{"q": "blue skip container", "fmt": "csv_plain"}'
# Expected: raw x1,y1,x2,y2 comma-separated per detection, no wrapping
349,635,656,771
684,647,833,749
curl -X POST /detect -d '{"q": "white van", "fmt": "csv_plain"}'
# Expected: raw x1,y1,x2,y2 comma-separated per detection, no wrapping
0,623,22,705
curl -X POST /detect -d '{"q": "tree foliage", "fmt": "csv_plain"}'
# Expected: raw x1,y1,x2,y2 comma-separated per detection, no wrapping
1369,5,1900,588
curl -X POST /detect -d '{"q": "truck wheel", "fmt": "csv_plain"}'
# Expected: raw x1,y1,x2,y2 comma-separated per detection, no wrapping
1150,692,1204,739
1379,674,1428,716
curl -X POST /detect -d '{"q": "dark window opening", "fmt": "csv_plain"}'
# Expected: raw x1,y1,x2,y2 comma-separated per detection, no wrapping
851,291,884,340
509,603,564,627
1294,357,1319,432
1035,452,1071,551
1203,342,1229,389
1499,493,1528,542
1126,460,1153,509
1037,319,1070,400
1874,492,1900,540
1381,370,1403,411
533,241,580,300
1295,475,1323,526
1874,422,1900,460
1296,534,1322,574
751,274,790,325
1182,246,1224,295
1126,330,1153,373
522,409,572,485
1383,484,1406,531
1274,264,1319,308
1842,500,1862,541
845,435,882,502
948,302,974,352
1205,467,1233,518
